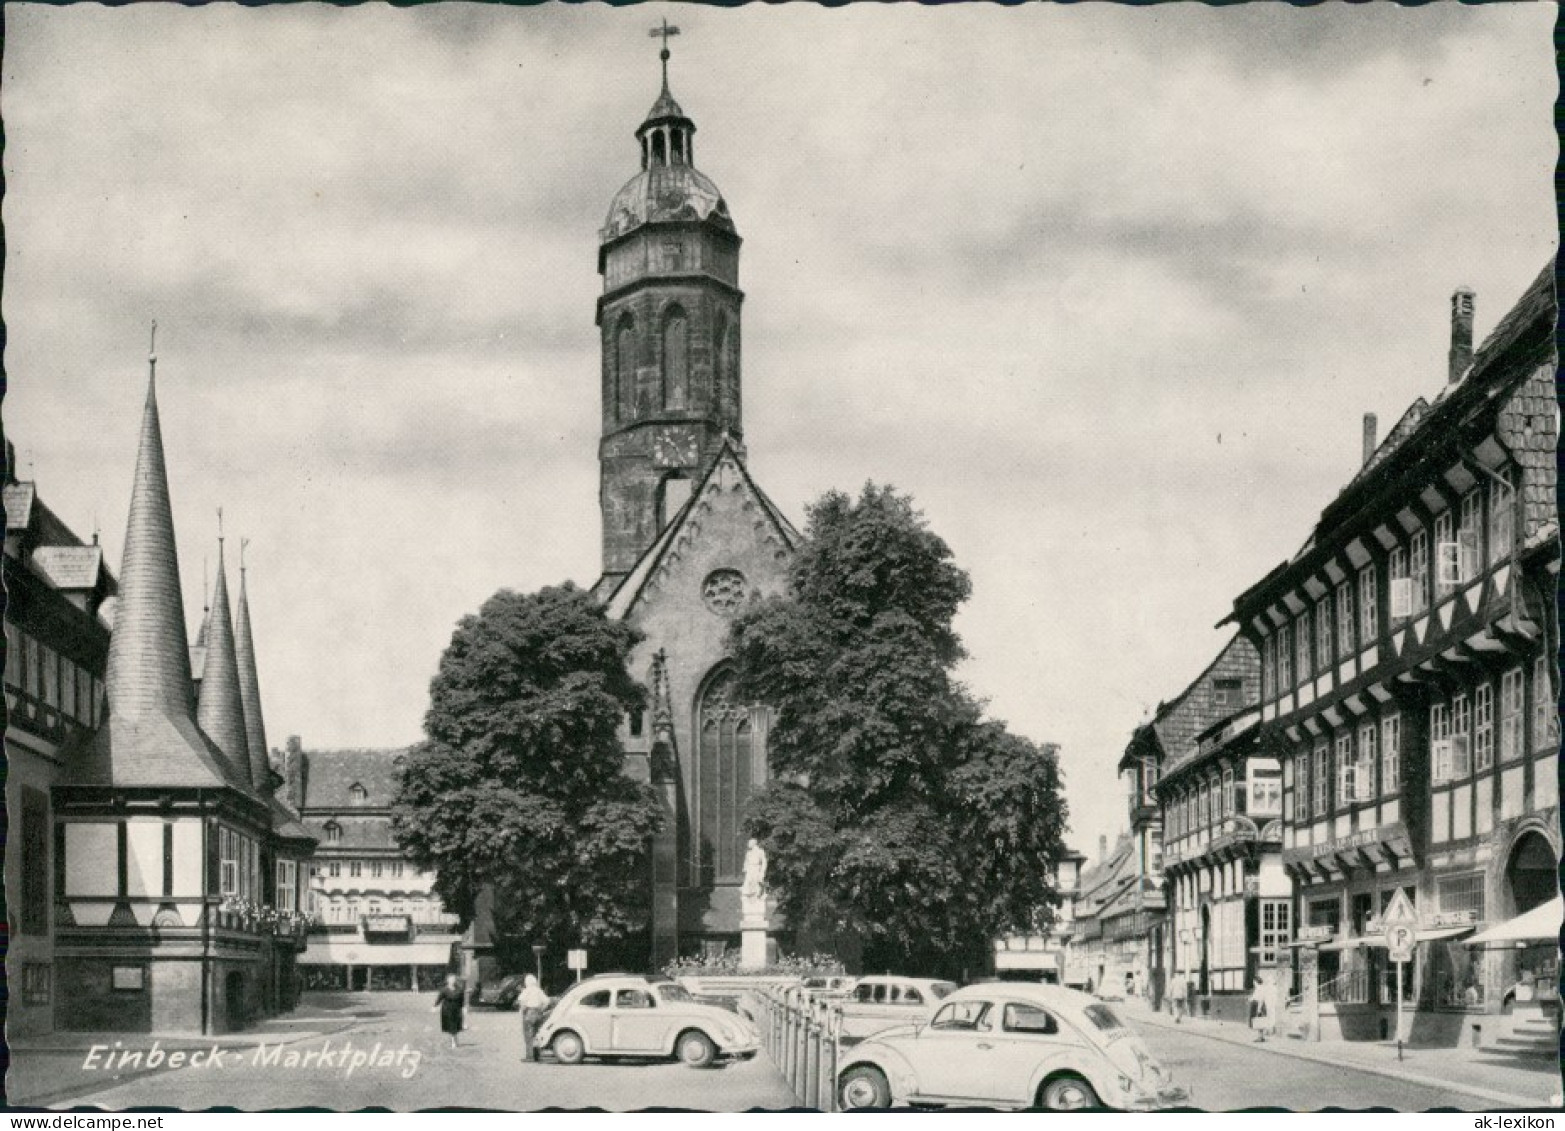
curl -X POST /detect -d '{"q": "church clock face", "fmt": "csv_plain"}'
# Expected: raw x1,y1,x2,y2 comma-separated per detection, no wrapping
652,427,701,468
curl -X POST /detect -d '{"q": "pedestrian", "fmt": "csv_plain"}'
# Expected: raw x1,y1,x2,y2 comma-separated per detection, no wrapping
519,974,551,1062
1249,973,1272,1042
432,972,465,1050
1169,971,1187,1023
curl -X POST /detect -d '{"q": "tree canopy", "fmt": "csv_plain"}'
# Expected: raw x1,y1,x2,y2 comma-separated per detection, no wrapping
731,484,1069,977
392,584,663,964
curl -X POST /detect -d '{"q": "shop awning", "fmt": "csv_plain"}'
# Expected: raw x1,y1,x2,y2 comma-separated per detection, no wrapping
1417,924,1477,943
1467,897,1563,947
299,938,456,966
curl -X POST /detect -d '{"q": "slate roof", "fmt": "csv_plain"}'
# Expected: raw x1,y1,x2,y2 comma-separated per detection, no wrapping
296,747,408,811
234,570,272,789
1145,634,1260,778
196,550,252,787
28,545,104,590
63,709,241,790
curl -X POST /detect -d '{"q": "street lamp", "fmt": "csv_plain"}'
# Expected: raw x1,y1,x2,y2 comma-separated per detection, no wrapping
532,944,544,983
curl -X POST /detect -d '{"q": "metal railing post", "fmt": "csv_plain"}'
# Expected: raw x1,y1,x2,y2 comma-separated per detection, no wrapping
805,1004,820,1109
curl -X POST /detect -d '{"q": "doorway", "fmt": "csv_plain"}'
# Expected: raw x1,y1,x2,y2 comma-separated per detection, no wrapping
1505,831,1556,917
224,971,246,1030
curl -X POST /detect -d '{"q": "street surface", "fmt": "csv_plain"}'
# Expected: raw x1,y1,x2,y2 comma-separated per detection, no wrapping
18,990,1555,1112
1133,1018,1524,1111
22,992,796,1112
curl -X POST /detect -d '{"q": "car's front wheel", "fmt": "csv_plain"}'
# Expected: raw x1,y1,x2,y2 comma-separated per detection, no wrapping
1038,1075,1101,1111
677,1029,716,1068
551,1030,586,1065
839,1066,892,1110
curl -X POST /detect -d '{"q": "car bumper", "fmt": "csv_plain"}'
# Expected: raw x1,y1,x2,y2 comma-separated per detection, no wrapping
1126,1084,1191,1110
718,1038,761,1060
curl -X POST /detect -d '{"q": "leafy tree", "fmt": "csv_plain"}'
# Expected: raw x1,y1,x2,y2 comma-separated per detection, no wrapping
732,484,1069,977
392,584,664,966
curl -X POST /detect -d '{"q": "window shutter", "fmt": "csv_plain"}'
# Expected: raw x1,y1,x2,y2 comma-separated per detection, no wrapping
1432,739,1452,783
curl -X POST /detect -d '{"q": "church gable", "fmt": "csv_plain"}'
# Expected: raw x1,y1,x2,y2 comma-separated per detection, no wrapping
605,444,795,624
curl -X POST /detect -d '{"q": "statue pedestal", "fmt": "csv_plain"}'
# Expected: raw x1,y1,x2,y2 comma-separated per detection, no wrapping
740,913,769,970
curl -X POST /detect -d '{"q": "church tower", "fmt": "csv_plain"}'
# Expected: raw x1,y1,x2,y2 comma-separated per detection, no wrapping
597,38,744,584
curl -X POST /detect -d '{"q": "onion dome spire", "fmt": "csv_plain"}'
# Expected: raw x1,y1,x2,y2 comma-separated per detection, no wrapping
233,541,274,791
105,321,196,720
196,517,253,786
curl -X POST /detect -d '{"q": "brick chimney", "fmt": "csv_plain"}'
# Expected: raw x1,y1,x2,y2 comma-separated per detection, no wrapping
1362,413,1378,467
1448,288,1475,384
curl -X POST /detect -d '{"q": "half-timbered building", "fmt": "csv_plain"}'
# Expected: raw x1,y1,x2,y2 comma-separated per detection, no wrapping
1227,265,1559,1045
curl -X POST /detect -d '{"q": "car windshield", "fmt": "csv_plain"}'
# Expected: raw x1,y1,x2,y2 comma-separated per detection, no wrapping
931,983,958,1000
1082,1004,1127,1033
657,984,693,1003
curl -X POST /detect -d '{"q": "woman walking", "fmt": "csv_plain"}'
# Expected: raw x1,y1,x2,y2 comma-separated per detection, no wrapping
1249,973,1273,1042
432,973,466,1050
519,974,552,1062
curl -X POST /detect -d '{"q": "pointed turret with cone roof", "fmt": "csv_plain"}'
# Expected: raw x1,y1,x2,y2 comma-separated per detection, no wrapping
69,327,252,791
233,547,275,791
197,527,253,787
105,326,197,720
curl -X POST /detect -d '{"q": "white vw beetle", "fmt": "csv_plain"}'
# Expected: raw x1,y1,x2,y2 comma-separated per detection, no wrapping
836,983,1189,1110
536,974,760,1068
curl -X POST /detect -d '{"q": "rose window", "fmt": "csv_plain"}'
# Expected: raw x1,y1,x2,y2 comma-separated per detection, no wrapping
702,569,748,615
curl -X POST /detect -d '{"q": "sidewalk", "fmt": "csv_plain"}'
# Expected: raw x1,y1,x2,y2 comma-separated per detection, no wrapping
1120,998,1562,1110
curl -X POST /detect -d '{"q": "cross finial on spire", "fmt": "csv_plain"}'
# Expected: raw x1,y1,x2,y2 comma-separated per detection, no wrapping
217,506,225,544
240,537,250,572
203,556,210,611
149,320,158,379
649,17,680,90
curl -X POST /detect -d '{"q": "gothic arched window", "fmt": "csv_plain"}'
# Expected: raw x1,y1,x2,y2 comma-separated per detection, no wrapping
662,307,689,410
615,317,637,422
696,667,757,885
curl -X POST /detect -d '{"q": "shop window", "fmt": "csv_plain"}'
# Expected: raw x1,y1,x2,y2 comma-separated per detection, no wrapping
1427,941,1485,1010
1436,872,1485,919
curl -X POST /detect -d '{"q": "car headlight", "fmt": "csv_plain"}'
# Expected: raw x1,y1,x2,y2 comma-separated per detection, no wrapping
1117,1074,1138,1094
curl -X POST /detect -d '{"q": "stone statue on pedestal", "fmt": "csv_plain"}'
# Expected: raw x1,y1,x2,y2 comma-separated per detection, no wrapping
741,838,768,919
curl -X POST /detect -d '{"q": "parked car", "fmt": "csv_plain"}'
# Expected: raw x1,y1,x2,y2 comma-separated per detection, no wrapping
801,975,855,998
838,976,959,1044
535,974,761,1068
470,973,527,1011
836,983,1189,1111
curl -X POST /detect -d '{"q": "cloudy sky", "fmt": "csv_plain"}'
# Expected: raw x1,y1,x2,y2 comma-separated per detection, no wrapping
4,3,1556,857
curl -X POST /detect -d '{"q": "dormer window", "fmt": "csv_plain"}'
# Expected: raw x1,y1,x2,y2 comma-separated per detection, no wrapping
349,783,368,805
323,821,342,844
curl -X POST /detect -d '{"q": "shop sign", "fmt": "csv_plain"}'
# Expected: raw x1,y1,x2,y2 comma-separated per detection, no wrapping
1297,925,1335,942
1425,909,1477,929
